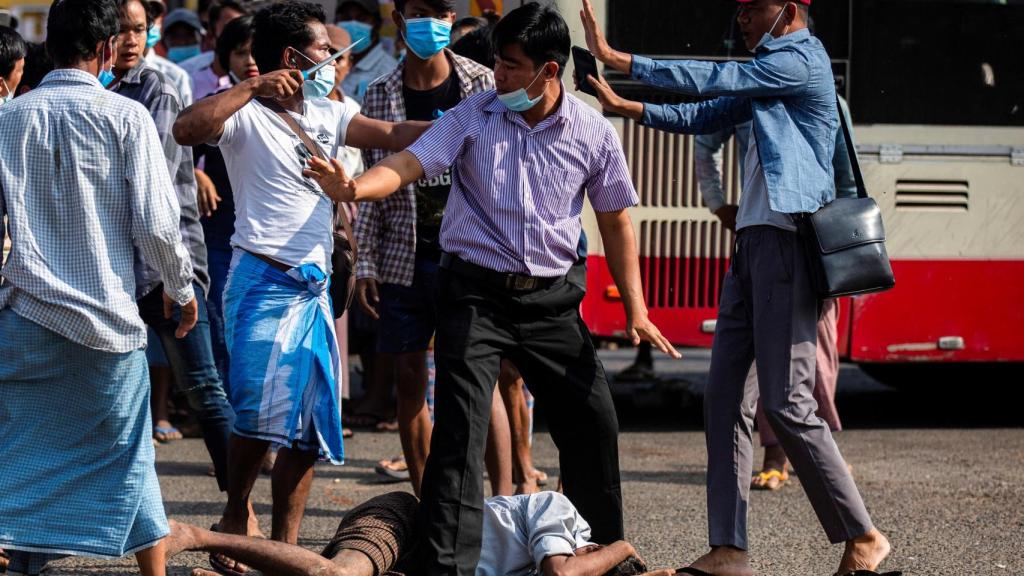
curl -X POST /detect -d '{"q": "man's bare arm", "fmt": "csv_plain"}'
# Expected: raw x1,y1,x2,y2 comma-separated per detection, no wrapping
595,209,681,358
173,70,303,146
345,114,433,152
540,541,637,576
303,151,425,202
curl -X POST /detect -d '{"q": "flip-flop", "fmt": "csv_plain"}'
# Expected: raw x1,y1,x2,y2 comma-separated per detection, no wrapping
208,524,250,576
834,571,903,576
675,567,715,576
751,469,789,491
831,565,905,569
375,456,410,482
153,425,183,443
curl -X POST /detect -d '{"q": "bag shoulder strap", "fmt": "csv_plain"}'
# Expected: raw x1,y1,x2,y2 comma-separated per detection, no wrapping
836,96,867,200
256,97,358,263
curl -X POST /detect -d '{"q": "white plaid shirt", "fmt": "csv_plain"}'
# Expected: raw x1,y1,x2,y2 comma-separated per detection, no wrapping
354,50,494,286
0,69,195,353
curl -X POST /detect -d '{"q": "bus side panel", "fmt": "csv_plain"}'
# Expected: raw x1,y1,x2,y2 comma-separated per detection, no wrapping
583,255,717,347
848,259,1024,362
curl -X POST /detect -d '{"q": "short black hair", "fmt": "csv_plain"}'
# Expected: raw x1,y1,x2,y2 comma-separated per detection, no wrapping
492,1,569,77
394,0,455,14
0,25,27,77
251,0,324,74
16,42,52,94
210,0,249,31
118,0,152,27
450,23,493,68
453,16,486,31
217,14,253,71
46,0,119,67
603,556,647,576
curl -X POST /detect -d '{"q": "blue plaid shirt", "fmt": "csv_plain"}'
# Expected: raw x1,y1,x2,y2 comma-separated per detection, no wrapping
0,69,195,353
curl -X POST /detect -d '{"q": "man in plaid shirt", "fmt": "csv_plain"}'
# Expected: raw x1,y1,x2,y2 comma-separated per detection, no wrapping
354,0,507,495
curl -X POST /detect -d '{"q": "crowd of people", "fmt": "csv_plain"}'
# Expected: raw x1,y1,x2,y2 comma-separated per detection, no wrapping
0,0,900,575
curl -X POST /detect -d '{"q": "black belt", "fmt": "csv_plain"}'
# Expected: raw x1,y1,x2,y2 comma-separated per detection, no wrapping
439,252,562,292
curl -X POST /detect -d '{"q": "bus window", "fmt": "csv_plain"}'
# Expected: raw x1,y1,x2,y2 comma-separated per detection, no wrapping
851,0,1024,126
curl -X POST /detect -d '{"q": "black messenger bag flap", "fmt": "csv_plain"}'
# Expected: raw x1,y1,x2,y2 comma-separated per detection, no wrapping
799,98,895,298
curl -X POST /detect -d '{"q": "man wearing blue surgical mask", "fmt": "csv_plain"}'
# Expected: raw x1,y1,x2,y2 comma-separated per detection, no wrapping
336,0,397,103
173,3,432,571
353,0,510,496
144,0,193,106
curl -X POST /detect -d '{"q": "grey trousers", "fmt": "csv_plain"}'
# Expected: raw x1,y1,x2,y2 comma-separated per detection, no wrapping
705,226,873,549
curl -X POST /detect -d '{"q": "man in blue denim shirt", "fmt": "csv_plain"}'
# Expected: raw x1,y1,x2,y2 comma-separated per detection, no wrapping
580,1,896,575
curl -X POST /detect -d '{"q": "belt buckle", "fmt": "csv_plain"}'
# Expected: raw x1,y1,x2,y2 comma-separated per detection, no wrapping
511,275,537,291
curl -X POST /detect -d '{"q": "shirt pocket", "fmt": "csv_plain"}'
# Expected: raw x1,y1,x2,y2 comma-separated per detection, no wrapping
537,167,586,222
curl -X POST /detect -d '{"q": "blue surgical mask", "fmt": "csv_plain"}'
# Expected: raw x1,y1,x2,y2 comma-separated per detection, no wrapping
751,2,790,53
292,48,337,100
338,20,372,55
98,47,116,87
167,43,201,63
497,66,547,112
401,15,451,60
145,24,162,50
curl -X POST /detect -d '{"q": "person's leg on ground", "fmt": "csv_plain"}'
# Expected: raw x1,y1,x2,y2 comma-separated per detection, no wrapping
150,364,179,442
750,228,888,573
812,298,842,434
687,234,758,576
418,270,510,576
270,446,320,544
484,384,514,496
617,341,655,381
506,279,623,545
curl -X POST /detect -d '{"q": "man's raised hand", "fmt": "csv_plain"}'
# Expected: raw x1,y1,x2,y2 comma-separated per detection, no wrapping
245,69,304,101
304,156,358,202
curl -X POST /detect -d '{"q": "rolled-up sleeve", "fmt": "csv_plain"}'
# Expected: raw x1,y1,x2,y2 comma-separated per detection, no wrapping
525,493,592,569
586,127,639,213
632,51,811,98
127,116,195,305
406,101,473,180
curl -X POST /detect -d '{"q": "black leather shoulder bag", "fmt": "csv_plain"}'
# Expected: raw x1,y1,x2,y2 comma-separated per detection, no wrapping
797,99,896,298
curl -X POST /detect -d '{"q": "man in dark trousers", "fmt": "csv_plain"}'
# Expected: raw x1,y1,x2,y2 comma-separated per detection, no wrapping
578,1,896,575
303,4,679,574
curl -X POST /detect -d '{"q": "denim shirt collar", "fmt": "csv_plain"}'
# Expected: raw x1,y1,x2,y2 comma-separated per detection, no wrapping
757,28,812,54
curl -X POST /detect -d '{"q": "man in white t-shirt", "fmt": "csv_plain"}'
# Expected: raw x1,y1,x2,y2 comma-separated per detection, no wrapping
173,1,431,567
166,491,671,576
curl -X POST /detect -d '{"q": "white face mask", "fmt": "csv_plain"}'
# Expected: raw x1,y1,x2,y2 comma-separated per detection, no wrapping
751,2,790,53
0,78,10,105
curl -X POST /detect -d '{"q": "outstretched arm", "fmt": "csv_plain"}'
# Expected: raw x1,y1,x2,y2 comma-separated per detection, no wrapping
165,521,369,576
345,114,433,152
585,73,752,136
303,151,425,203
580,0,633,75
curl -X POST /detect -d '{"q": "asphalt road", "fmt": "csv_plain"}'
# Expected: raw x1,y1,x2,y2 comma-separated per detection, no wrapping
43,349,1024,575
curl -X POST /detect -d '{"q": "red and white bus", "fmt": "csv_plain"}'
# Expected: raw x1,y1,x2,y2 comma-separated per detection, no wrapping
555,0,1024,377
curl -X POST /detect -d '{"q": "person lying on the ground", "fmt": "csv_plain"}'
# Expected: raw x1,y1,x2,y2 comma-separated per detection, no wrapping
166,491,675,576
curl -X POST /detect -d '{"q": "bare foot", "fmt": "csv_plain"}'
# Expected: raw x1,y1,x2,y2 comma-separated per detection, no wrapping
639,570,676,576
515,478,540,495
246,500,265,538
689,546,755,576
191,570,220,576
837,528,891,574
164,520,203,558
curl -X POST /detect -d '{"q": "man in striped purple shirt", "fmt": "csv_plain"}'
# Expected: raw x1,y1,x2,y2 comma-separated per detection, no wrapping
305,4,679,574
